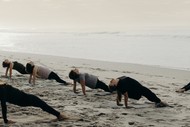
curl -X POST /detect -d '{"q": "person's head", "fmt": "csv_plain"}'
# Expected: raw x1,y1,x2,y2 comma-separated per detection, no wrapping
2,59,10,68
69,68,79,80
25,62,35,74
108,79,118,92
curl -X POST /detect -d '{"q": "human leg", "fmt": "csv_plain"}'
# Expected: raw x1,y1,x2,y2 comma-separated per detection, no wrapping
15,93,61,117
95,80,111,92
24,94,69,120
141,86,161,103
140,86,168,107
176,82,190,93
182,82,190,91
48,72,66,84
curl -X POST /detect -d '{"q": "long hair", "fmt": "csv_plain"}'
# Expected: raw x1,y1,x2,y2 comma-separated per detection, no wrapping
2,61,10,68
25,63,34,74
69,70,79,80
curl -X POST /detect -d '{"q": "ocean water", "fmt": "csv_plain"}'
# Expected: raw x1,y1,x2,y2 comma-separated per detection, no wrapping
0,31,190,71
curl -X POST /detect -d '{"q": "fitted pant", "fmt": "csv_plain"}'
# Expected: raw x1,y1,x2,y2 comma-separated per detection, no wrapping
141,86,161,103
182,82,190,91
48,72,66,84
10,88,60,118
95,79,111,92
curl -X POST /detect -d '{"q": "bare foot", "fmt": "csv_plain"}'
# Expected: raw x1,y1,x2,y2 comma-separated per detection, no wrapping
176,88,185,93
7,120,16,124
155,101,168,108
117,103,123,106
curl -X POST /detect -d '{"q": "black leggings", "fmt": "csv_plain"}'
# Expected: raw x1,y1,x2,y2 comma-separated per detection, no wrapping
11,91,60,118
141,86,161,103
48,72,66,84
182,82,190,91
95,80,111,92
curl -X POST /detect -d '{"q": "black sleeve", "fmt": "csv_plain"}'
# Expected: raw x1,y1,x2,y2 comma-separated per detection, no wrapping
1,100,8,123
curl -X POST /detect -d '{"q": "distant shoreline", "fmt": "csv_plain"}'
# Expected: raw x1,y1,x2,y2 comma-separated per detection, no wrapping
1,31,190,71
1,50,190,72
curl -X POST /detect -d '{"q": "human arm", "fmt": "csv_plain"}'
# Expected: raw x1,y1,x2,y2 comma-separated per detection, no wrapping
1,99,16,124
116,90,123,106
73,80,77,93
8,62,13,79
80,80,86,95
124,92,129,108
1,99,8,123
5,67,9,78
32,67,37,85
29,74,32,84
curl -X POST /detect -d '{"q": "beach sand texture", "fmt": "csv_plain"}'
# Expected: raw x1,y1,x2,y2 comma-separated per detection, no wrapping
0,51,190,127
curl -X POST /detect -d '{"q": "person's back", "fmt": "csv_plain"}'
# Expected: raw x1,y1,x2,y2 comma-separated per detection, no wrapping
117,77,143,99
83,73,97,88
36,66,52,79
76,73,97,89
12,61,28,74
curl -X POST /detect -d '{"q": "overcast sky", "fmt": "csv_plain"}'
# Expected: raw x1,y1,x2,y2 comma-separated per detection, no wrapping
0,0,190,32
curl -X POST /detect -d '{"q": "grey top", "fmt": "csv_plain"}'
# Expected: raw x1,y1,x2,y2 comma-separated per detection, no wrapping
36,66,52,79
75,73,98,89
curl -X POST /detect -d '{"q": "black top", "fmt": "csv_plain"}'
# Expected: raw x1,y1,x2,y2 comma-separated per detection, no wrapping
117,76,144,100
12,61,28,74
0,84,25,123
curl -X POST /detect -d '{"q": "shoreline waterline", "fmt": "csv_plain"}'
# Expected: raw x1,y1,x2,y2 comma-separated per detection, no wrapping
1,50,190,75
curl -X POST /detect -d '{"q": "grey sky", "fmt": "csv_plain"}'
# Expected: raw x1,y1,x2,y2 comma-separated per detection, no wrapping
0,0,190,31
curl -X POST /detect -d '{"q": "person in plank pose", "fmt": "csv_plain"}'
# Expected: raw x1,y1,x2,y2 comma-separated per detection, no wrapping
69,68,111,95
2,59,28,79
26,62,69,85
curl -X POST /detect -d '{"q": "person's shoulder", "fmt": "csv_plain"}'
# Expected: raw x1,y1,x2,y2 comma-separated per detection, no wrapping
83,73,94,77
80,72,85,75
78,73,85,79
32,65,38,72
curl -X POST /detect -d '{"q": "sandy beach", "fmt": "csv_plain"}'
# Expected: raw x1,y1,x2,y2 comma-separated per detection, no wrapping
0,50,190,127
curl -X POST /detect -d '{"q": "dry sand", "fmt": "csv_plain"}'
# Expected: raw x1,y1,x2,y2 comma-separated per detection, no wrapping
0,51,190,127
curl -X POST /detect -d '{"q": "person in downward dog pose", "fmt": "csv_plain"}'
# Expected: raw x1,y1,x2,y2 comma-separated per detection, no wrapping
0,80,68,124
109,76,168,108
